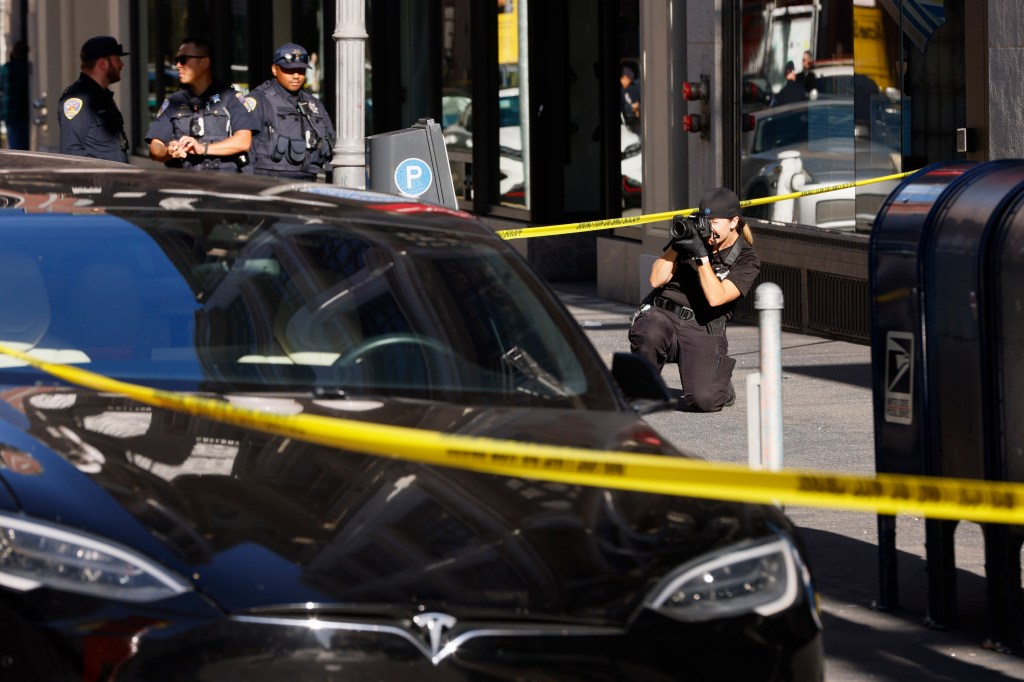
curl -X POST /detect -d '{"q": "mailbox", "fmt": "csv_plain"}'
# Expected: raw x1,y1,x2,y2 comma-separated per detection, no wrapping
872,159,1024,648
869,161,976,615
977,179,1024,651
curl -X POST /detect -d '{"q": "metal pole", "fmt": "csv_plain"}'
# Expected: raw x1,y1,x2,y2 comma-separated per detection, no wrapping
332,0,367,187
755,282,784,470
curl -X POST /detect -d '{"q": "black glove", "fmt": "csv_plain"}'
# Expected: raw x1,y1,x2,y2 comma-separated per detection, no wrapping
668,216,709,260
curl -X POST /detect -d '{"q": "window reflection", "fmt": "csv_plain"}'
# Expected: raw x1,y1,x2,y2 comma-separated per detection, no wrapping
498,0,528,208
739,0,904,231
440,0,531,209
441,1,472,202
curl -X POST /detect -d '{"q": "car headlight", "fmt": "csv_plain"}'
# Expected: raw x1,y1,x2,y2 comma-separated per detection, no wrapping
0,513,192,602
645,536,802,622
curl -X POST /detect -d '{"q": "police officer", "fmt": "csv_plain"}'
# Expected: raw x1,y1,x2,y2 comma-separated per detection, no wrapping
249,43,335,181
629,188,761,412
59,36,129,162
145,37,258,172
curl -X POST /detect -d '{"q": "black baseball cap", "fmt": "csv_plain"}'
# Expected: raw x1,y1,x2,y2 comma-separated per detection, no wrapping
273,43,310,70
81,36,129,62
699,187,741,219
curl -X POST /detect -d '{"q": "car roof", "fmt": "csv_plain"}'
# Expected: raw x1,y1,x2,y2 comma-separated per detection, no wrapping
0,151,485,234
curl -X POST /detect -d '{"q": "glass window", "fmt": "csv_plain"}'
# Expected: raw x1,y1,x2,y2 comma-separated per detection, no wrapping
440,0,531,211
1,210,608,409
497,0,528,208
441,0,473,203
738,0,965,233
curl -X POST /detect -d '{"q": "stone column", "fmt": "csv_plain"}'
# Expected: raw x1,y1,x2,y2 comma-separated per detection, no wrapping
332,0,367,187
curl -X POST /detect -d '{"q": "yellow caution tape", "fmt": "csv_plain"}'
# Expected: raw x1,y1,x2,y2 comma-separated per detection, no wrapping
497,170,917,240
3,342,1024,525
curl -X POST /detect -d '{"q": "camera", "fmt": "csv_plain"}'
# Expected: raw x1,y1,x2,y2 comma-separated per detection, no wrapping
670,212,712,242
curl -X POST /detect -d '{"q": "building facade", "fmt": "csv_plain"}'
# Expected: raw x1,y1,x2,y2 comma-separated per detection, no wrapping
4,1,1023,338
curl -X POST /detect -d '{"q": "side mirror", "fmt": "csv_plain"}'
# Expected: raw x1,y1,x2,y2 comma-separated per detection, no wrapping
611,352,675,414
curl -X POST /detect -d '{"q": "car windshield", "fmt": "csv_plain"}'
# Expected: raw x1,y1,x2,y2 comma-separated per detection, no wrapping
0,211,607,408
752,103,854,154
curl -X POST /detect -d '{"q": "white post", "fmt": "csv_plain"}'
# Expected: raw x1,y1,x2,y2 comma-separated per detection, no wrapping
332,0,367,187
771,150,804,223
755,282,784,471
747,371,762,468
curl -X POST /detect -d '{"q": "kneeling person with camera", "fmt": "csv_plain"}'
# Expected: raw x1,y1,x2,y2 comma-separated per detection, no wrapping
629,187,760,412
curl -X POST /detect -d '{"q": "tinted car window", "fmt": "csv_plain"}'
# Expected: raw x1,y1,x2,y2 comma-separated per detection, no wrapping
0,211,601,407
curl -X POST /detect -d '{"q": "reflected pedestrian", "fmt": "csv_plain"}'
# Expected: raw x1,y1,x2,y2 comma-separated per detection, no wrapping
1,41,30,150
620,65,641,134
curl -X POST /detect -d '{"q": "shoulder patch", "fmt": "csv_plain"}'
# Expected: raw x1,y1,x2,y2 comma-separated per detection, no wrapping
62,98,84,120
234,91,246,104
156,99,170,118
244,96,257,113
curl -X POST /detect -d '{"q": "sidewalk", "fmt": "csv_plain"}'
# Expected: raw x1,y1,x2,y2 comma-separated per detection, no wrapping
552,280,1024,681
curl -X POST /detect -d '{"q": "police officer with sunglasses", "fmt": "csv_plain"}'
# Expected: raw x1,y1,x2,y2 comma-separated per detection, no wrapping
248,43,335,181
145,36,259,172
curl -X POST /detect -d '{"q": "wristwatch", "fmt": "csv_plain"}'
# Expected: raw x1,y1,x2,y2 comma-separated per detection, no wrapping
203,141,210,155
694,256,709,267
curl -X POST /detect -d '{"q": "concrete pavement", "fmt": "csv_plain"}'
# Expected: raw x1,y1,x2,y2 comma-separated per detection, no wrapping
552,280,1024,681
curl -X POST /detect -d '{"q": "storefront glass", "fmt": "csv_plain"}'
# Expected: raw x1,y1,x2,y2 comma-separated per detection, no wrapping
738,0,964,233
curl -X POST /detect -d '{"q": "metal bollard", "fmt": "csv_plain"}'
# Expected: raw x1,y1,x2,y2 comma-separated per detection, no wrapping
747,282,784,471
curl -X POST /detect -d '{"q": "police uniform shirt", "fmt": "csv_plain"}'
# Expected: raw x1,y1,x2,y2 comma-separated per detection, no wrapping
144,80,259,172
660,241,761,326
59,75,129,163
249,78,335,179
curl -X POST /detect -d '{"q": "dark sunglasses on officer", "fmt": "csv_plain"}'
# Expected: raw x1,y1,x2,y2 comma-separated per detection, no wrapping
278,52,309,64
174,53,207,65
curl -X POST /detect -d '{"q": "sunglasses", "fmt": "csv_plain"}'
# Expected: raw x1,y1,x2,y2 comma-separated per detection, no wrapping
174,54,206,65
278,53,309,64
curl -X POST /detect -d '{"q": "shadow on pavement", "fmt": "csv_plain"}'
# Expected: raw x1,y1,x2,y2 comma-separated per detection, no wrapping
798,526,1024,680
783,363,873,390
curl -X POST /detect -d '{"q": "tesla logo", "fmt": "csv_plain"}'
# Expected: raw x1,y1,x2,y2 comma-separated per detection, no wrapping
412,612,456,663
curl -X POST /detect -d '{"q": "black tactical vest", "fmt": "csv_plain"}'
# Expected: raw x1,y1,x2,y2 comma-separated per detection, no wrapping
165,86,249,172
250,81,333,179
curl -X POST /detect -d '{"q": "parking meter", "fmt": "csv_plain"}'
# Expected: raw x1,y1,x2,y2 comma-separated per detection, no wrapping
366,118,459,210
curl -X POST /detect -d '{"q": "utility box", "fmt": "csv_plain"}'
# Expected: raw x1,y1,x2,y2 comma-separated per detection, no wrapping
365,118,459,210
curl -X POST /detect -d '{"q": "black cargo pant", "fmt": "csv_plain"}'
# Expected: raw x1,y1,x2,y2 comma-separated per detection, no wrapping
628,306,735,412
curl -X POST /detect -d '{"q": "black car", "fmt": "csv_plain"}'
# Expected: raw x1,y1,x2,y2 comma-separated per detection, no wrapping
0,152,823,680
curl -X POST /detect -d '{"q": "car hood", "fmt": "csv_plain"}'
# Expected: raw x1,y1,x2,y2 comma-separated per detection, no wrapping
0,386,782,624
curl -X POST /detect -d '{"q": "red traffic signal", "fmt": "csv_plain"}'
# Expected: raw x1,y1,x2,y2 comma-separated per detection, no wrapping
682,79,708,102
683,114,706,133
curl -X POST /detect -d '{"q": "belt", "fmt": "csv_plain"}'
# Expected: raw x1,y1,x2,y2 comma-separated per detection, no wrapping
652,295,695,320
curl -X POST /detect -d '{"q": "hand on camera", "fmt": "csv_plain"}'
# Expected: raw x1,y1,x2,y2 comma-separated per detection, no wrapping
669,218,709,260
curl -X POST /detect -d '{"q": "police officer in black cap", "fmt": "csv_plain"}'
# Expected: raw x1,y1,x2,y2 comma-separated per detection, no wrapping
145,36,259,172
629,188,761,412
58,36,130,163
249,43,335,181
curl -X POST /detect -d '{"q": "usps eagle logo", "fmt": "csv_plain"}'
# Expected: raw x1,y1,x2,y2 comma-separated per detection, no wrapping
63,98,84,120
243,97,257,113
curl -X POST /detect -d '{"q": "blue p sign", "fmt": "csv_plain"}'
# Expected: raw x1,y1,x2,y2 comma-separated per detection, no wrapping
394,158,432,197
